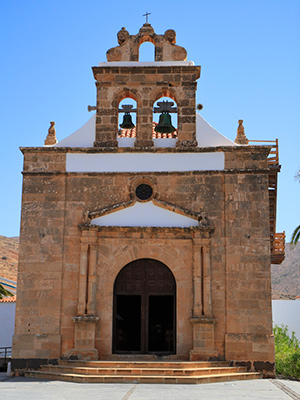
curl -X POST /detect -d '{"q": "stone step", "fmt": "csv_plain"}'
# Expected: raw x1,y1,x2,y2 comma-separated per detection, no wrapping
57,360,230,369
25,370,262,384
39,364,247,377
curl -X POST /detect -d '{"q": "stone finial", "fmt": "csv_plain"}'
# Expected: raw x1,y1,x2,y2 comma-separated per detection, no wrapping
234,119,248,145
44,121,57,145
139,23,155,35
117,27,129,45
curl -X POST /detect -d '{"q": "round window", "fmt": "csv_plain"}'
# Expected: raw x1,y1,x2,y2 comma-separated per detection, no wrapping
135,184,153,201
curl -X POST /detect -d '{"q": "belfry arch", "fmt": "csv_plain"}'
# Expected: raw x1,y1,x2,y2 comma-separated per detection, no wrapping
138,41,155,62
113,258,176,354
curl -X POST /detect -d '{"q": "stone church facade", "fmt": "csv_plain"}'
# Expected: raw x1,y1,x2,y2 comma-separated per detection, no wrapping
12,24,282,374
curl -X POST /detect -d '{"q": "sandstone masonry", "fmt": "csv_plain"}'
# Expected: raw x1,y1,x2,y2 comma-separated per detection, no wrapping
12,24,278,377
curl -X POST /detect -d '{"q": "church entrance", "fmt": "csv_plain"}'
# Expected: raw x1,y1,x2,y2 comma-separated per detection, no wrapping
113,259,176,354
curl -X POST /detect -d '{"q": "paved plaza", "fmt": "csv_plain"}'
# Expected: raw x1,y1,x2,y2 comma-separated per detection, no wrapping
1,375,300,400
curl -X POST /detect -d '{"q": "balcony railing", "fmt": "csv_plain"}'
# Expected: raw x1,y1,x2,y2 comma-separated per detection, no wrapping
249,139,285,264
248,139,279,165
271,232,286,264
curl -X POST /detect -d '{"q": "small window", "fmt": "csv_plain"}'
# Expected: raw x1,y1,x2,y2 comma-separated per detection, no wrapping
136,184,153,201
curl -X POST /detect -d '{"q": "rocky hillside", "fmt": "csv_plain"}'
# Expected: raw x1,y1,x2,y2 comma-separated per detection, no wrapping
0,235,19,281
272,242,300,299
0,235,299,299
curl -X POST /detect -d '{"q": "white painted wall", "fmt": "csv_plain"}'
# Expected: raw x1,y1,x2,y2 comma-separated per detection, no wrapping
54,114,96,148
92,201,199,227
66,152,225,173
153,138,177,148
0,302,16,348
196,113,235,147
272,300,300,340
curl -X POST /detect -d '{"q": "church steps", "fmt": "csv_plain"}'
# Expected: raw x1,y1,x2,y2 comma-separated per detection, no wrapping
57,360,230,368
25,370,262,384
39,365,248,377
25,361,263,384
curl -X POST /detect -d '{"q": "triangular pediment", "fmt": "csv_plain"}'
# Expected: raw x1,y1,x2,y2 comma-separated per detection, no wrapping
90,200,199,228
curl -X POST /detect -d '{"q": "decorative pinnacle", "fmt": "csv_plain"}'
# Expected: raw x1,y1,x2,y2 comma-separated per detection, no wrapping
44,121,57,146
234,119,248,145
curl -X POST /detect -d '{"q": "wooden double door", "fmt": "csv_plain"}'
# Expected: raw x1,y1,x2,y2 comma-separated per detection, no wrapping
113,259,176,354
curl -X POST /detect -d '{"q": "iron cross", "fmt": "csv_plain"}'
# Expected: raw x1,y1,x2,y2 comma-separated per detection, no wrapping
143,12,151,23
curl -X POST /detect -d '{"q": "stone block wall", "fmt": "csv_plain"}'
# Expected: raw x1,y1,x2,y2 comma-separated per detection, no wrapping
92,66,200,148
12,157,66,367
12,145,275,371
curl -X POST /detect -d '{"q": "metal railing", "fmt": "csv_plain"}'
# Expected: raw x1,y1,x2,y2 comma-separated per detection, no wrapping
0,347,12,368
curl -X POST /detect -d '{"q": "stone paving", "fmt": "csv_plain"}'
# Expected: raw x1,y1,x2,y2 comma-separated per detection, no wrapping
1,374,300,400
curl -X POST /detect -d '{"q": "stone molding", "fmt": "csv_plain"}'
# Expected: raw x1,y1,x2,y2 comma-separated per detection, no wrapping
189,316,217,324
72,315,99,323
20,145,271,154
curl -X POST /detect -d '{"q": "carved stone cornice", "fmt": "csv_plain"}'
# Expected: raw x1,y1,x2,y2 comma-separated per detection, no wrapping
189,316,217,325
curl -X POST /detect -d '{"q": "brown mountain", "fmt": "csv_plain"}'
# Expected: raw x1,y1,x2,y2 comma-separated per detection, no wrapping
0,235,19,281
0,235,299,299
272,242,300,299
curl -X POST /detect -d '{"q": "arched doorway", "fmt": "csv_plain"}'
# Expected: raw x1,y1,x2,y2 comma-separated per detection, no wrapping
113,258,176,354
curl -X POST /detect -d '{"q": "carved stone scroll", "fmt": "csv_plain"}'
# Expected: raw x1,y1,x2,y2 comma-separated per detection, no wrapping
106,24,188,62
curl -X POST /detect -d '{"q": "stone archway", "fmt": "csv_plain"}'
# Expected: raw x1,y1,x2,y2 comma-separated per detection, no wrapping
112,258,176,354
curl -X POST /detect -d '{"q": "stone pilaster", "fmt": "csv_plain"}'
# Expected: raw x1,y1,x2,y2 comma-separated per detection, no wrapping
87,244,97,315
70,235,99,360
190,238,218,360
78,243,88,315
202,246,212,316
192,238,203,316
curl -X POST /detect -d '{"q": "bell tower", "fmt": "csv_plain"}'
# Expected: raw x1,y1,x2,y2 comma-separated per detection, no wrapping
92,23,201,148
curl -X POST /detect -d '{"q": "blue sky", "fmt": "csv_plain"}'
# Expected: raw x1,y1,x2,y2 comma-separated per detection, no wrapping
0,0,299,240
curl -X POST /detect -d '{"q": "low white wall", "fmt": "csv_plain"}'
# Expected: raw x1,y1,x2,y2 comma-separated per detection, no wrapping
0,302,16,348
272,300,300,340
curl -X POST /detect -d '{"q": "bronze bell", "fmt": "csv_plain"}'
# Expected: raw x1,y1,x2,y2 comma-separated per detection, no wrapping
120,113,135,129
155,112,176,134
